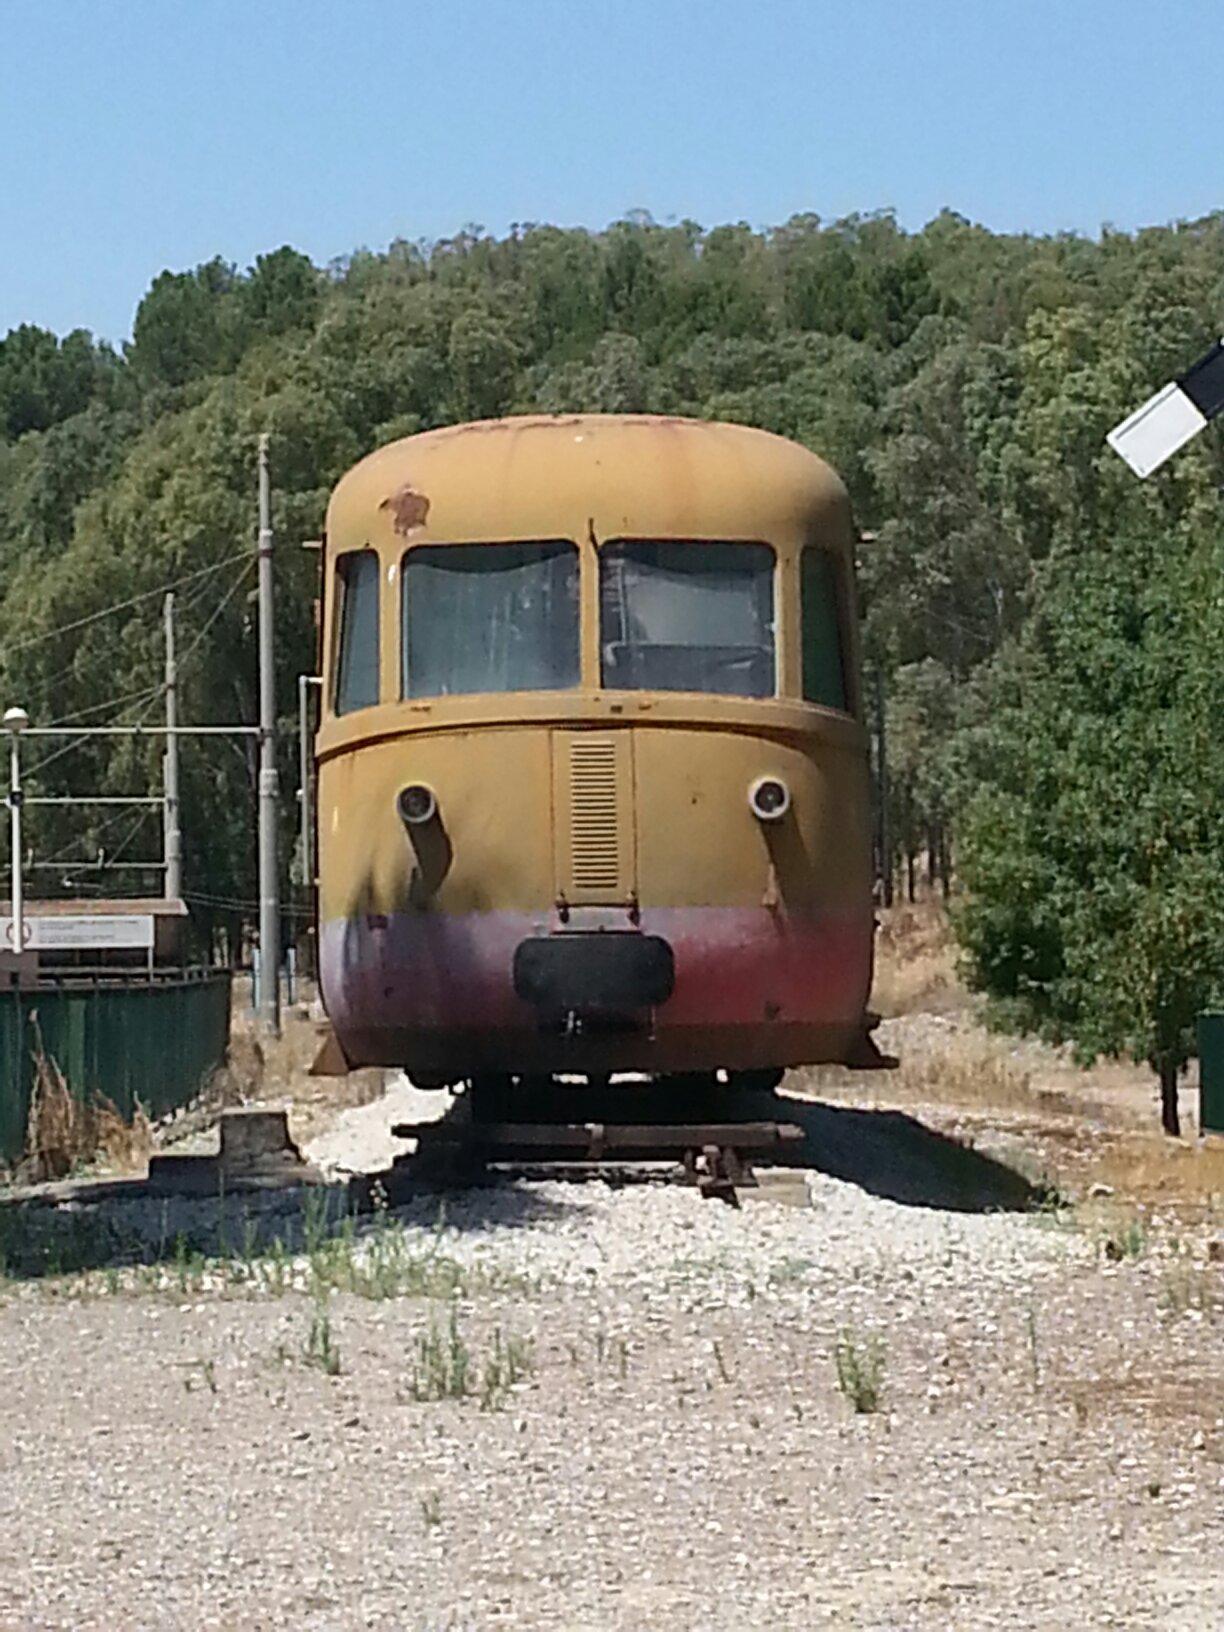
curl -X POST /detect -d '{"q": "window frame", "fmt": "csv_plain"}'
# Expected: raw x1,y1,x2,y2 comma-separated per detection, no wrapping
331,548,382,716
597,537,779,700
399,538,582,701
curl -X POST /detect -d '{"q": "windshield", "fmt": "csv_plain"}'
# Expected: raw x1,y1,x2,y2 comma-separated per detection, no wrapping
402,541,580,697
600,541,775,697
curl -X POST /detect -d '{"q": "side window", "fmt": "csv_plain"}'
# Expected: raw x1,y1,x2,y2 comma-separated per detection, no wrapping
333,550,381,715
402,542,580,698
801,548,848,711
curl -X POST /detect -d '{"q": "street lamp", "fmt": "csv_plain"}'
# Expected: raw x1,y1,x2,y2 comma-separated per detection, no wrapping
4,707,29,955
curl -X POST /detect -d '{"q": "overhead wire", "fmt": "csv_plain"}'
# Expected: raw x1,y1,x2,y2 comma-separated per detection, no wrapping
31,557,256,770
24,555,259,880
79,560,260,884
78,559,258,881
4,551,252,657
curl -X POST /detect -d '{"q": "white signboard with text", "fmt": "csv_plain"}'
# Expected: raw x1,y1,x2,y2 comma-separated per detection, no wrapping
0,915,155,952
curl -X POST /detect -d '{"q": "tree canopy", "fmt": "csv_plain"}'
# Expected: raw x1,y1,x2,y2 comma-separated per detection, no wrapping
3,208,1223,1115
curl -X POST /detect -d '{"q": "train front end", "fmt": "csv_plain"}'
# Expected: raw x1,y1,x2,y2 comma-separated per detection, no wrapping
316,415,873,1086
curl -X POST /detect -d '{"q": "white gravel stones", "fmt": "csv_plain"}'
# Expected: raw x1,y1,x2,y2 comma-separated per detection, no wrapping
303,1072,450,1178
0,1069,1219,1628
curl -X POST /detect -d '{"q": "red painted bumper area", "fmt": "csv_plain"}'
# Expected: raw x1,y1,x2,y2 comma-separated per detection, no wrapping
320,906,870,1046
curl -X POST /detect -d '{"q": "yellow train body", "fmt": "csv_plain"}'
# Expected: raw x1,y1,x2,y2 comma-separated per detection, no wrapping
316,415,873,1081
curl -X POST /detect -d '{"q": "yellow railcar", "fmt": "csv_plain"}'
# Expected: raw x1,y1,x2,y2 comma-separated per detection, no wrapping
316,414,874,1093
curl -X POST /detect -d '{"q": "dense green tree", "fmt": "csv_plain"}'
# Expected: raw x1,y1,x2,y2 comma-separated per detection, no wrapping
127,257,248,387
0,325,120,438
955,479,1224,1134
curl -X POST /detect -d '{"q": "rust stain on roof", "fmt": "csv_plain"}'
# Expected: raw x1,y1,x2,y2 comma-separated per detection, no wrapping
380,482,430,535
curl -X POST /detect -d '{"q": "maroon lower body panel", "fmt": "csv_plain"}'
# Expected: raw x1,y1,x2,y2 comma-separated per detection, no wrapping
319,906,871,1076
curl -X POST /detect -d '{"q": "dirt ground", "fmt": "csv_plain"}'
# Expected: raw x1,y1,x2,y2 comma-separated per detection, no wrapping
0,905,1220,1631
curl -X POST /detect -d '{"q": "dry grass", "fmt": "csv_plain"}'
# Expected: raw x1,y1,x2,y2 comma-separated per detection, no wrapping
870,898,962,1018
1076,1137,1224,1217
22,1045,152,1183
888,1030,1038,1114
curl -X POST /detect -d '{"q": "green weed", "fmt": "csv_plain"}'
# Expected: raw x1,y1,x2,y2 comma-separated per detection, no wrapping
1159,1263,1221,1318
834,1326,885,1414
1102,1219,1147,1261
406,1303,533,1409
478,1326,533,1411
304,1290,342,1376
406,1302,471,1401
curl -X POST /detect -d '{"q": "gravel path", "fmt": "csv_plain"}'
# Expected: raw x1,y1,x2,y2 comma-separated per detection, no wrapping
0,1084,1220,1629
0,1148,1220,1632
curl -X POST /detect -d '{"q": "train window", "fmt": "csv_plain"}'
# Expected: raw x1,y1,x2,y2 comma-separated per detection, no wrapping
600,541,775,698
333,550,381,715
801,548,848,711
402,542,580,697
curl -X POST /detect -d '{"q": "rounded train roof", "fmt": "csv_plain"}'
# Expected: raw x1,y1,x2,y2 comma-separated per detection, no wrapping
326,414,852,552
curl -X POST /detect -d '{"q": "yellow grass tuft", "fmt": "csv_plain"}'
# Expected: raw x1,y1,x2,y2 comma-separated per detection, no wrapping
888,1030,1037,1113
22,1042,152,1183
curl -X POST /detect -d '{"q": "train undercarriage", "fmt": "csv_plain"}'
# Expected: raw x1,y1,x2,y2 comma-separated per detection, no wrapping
393,1068,809,1205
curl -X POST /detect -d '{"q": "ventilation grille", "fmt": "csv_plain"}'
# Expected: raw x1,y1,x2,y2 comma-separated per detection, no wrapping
569,736,621,893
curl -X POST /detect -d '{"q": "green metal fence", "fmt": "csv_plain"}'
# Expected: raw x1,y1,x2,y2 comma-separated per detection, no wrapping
0,970,232,1164
1198,1012,1224,1135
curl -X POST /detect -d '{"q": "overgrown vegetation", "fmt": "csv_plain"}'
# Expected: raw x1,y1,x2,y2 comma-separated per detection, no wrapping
22,1042,152,1182
6,210,1224,1123
1101,1217,1148,1262
304,1288,342,1375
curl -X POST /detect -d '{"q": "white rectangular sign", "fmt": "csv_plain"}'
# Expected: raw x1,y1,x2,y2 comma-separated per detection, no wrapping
0,915,155,952
1106,380,1206,479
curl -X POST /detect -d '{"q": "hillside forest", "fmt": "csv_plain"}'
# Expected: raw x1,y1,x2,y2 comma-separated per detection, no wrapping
3,209,1224,1128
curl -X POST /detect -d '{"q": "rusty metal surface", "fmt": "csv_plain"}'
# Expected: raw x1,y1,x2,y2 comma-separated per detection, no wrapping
379,481,430,535
393,1119,802,1150
391,1117,803,1203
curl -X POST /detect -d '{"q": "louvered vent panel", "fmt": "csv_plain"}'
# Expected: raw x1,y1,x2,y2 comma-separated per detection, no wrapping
569,736,621,893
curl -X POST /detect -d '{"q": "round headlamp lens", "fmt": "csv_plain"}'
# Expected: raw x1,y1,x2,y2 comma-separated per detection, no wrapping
748,776,790,822
397,783,437,826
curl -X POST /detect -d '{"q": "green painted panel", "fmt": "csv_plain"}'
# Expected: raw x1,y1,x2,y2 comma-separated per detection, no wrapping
1199,1012,1224,1135
0,973,232,1165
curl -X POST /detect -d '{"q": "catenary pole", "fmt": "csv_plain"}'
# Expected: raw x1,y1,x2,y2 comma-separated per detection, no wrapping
257,434,281,1035
163,592,182,901
8,730,23,953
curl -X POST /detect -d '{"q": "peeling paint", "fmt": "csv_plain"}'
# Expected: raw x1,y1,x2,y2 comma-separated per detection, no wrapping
380,482,430,535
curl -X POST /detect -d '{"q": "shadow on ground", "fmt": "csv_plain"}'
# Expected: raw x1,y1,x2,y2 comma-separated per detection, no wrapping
0,1166,576,1281
0,1079,1049,1280
381,1083,1052,1216
764,1094,1050,1213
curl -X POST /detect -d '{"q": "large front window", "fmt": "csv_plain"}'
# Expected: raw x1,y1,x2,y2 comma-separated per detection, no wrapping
402,542,580,697
600,541,775,697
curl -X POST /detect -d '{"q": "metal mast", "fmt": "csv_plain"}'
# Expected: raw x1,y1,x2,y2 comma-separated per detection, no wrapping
163,592,182,901
257,434,281,1034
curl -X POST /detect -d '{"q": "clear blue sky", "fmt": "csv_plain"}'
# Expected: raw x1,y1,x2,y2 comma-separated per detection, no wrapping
4,0,1222,344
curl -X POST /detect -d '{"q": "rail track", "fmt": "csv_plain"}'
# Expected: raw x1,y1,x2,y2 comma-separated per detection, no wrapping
390,1114,805,1203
